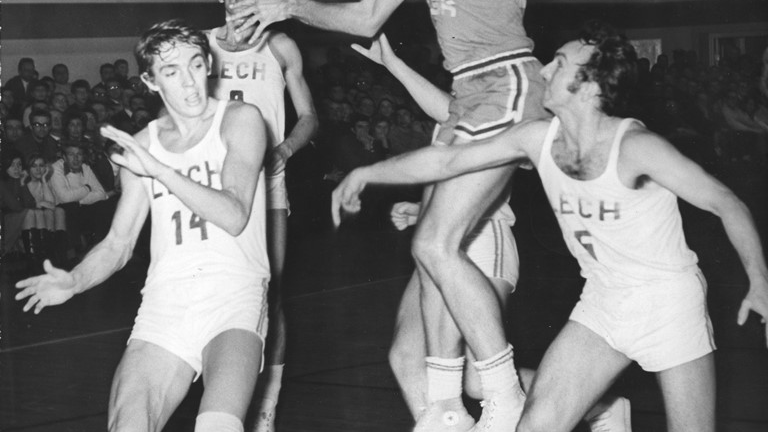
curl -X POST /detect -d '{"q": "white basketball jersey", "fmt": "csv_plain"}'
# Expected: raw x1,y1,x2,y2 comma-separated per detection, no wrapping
207,29,286,148
142,100,270,290
537,117,698,286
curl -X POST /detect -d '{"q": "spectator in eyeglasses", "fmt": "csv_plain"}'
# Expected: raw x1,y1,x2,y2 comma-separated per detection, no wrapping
15,109,59,163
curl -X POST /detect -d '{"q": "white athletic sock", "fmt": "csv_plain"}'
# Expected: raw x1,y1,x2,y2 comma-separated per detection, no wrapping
195,411,244,432
473,344,519,398
425,356,465,404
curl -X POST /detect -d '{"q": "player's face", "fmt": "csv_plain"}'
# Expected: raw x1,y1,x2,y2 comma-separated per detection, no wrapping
143,43,211,118
540,40,594,110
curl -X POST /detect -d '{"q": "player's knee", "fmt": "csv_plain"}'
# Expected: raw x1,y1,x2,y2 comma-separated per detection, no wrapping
195,411,244,432
411,231,450,269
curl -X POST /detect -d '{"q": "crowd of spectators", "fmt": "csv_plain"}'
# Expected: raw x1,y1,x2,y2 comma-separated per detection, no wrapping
631,47,768,166
2,58,142,265
2,41,767,263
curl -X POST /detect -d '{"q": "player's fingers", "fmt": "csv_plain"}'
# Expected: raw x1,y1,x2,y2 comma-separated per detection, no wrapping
15,276,39,289
252,29,270,50
34,299,46,315
737,299,751,326
15,286,35,301
23,295,38,313
110,153,129,168
42,259,66,277
350,44,370,58
245,20,269,45
331,191,342,227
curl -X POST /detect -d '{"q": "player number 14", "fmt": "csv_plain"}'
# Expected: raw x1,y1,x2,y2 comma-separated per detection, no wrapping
171,211,209,245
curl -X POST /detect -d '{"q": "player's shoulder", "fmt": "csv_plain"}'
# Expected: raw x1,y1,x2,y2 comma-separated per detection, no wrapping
266,31,301,63
621,120,668,152
619,119,677,168
516,117,554,144
223,99,263,121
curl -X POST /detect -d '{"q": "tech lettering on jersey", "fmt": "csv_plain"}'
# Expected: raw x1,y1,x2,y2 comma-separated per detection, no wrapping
151,161,220,200
555,193,621,221
214,60,269,81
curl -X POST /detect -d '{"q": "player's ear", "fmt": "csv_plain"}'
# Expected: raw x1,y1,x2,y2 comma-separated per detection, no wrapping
206,54,213,76
141,72,159,93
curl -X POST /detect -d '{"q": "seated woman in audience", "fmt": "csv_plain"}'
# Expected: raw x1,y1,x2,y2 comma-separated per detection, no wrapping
25,153,67,262
1,150,36,259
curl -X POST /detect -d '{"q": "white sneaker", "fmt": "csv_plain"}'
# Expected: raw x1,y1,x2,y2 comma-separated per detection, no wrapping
588,397,632,432
252,401,276,432
413,399,475,432
470,385,526,432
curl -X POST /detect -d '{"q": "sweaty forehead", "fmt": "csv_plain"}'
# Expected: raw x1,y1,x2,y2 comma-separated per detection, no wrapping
154,43,203,67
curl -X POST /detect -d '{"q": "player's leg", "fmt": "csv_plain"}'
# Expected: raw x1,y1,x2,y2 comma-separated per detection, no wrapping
413,163,523,431
415,271,476,431
389,271,429,418
462,278,514,400
108,340,196,432
516,321,632,432
249,186,289,432
198,329,264,432
655,353,715,432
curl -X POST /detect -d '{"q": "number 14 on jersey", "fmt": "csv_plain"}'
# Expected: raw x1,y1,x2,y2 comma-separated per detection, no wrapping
171,210,209,245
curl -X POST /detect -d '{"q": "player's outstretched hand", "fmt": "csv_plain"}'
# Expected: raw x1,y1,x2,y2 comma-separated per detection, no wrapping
15,260,78,314
351,34,397,67
390,201,421,231
228,0,290,47
737,276,768,348
101,125,165,178
331,169,367,227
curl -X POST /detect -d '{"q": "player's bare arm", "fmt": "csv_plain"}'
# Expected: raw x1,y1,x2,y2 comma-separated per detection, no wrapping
229,0,404,43
102,103,267,236
623,128,768,345
268,32,318,175
331,120,545,225
352,33,451,122
15,165,150,314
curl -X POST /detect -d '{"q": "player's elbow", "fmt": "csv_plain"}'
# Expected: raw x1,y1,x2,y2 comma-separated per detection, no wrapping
356,3,389,37
223,215,249,237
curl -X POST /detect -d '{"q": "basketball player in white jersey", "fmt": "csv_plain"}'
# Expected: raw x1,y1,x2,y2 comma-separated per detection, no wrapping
206,2,318,430
332,22,768,432
227,1,547,430
17,20,271,432
358,33,630,432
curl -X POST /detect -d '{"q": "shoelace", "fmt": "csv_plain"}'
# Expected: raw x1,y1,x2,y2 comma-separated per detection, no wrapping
476,399,498,431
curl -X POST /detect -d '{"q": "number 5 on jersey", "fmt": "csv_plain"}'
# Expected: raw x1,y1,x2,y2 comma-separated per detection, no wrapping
575,230,598,262
171,211,209,245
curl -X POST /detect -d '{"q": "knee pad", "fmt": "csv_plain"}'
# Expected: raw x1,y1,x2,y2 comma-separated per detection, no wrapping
195,411,243,432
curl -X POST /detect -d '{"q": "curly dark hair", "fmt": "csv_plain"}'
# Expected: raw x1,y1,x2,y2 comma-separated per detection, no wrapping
134,19,210,77
574,21,638,116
